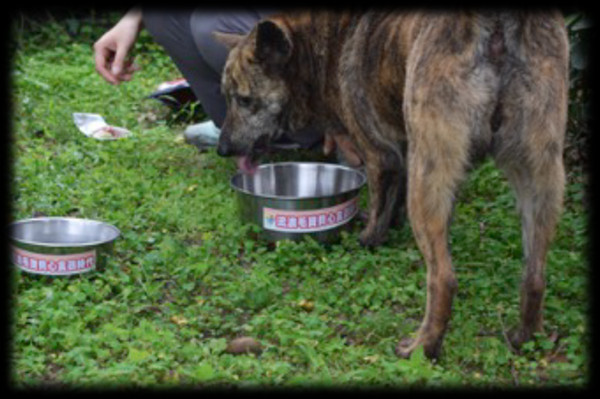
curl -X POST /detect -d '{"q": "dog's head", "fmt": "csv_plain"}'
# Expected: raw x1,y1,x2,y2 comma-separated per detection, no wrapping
214,20,293,172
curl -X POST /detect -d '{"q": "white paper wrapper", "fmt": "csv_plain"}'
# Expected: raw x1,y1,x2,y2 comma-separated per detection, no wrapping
73,113,131,140
156,78,188,92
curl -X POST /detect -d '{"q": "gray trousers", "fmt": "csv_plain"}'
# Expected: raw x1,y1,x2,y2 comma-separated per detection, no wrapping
143,9,274,128
143,9,323,148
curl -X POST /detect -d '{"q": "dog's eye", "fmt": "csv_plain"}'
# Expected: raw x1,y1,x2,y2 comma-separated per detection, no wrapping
236,95,252,108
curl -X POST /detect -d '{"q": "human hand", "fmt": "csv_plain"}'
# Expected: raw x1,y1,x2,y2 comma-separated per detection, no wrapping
93,9,143,84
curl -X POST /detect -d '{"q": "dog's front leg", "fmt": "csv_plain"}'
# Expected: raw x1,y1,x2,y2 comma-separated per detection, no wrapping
358,149,404,247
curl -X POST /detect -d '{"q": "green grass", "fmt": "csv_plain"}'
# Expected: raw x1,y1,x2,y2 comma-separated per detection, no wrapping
9,15,589,388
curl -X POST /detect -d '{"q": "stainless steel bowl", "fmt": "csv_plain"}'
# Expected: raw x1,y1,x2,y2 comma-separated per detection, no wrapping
10,217,120,276
231,162,367,243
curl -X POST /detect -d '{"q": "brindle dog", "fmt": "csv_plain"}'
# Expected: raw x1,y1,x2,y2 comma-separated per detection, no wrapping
214,10,569,359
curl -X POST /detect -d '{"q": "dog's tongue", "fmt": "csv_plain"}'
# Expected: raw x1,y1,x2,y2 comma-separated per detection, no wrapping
236,156,258,175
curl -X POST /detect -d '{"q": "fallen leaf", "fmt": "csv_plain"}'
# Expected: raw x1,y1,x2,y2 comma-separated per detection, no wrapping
171,315,189,326
363,355,379,364
298,299,315,312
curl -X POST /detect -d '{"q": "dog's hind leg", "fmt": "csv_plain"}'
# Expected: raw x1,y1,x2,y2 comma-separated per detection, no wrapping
500,156,565,350
395,113,468,360
395,72,479,360
492,46,568,350
395,17,498,359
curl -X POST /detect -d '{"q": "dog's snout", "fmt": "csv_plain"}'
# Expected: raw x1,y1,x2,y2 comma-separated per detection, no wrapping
217,132,233,157
217,140,232,157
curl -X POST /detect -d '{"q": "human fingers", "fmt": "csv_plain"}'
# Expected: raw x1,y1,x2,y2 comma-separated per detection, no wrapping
93,45,120,85
110,44,130,79
114,59,140,82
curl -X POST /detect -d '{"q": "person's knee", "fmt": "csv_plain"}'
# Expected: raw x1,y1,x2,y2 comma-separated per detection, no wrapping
142,11,168,45
190,12,246,74
142,11,190,49
190,12,227,58
191,11,278,73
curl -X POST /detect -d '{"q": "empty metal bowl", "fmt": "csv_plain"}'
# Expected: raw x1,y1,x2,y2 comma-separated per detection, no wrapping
231,162,367,243
10,217,120,276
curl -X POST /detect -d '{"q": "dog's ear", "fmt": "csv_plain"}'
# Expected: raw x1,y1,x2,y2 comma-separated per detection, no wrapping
255,20,292,65
213,31,245,50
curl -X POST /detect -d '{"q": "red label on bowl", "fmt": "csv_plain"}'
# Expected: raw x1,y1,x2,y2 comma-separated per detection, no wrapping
12,246,96,276
263,197,359,233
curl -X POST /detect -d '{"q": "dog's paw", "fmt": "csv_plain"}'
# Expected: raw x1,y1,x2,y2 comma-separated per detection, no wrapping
359,228,386,248
395,337,417,359
506,327,536,353
395,336,443,360
507,328,524,351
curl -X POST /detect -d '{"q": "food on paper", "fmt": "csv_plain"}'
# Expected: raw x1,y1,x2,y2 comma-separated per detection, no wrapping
73,113,132,140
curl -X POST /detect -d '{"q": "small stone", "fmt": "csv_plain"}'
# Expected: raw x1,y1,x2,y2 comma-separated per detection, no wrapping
225,337,262,355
